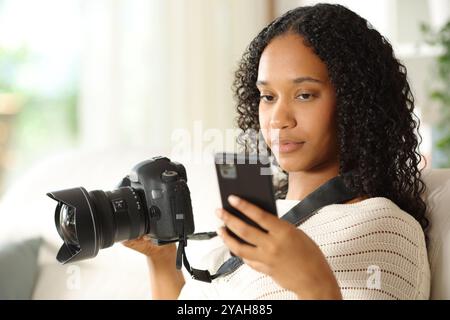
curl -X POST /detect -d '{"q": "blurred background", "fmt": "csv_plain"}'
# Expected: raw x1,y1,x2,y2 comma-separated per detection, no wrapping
1,0,450,300
0,0,449,196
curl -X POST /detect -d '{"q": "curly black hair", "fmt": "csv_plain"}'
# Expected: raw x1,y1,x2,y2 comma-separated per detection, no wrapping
232,3,429,231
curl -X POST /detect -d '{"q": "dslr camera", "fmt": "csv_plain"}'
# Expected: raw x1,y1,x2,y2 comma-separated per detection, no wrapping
47,156,194,264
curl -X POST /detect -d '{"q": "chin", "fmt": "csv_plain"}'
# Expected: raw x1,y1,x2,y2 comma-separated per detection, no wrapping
275,154,309,173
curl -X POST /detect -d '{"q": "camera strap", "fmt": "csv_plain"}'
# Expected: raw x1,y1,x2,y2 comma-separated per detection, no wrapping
176,170,358,283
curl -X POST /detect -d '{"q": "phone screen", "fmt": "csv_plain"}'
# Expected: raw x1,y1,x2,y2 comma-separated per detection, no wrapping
214,152,278,244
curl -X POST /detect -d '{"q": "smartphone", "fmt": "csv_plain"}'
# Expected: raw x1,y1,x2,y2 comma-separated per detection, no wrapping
214,152,278,245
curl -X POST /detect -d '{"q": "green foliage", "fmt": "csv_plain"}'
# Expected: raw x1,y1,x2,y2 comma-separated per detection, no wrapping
0,45,79,141
421,20,450,167
0,47,30,93
13,91,79,151
0,46,79,187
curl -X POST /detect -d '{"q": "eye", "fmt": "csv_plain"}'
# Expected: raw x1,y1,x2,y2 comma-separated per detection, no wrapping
296,93,314,101
260,95,275,102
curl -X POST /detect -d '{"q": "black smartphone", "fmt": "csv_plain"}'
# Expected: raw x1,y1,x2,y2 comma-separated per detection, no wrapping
214,152,278,245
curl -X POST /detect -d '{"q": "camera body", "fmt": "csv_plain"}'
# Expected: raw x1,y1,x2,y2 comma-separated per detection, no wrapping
123,156,194,242
47,156,195,264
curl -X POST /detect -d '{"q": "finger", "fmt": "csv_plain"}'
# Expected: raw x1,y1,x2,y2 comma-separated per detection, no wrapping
122,239,141,250
217,227,261,261
122,236,143,247
122,235,151,249
227,195,281,231
216,208,269,246
243,258,271,276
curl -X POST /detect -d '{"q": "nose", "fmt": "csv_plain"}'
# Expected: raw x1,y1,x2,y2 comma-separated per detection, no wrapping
269,99,296,130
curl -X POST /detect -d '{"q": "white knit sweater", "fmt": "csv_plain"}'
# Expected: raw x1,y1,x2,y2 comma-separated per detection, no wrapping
178,197,430,300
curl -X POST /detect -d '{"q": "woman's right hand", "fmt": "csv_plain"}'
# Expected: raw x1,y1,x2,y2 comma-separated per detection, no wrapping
122,235,177,262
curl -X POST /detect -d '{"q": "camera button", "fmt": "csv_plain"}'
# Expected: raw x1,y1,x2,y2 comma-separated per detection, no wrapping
149,206,161,220
162,170,178,182
112,199,127,212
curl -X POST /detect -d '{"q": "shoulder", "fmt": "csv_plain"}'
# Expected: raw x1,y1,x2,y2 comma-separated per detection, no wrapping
301,197,430,300
303,196,427,255
303,197,424,236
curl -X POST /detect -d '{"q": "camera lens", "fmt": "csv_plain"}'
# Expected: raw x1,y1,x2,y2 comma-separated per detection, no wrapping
58,204,79,247
48,186,148,264
48,157,195,264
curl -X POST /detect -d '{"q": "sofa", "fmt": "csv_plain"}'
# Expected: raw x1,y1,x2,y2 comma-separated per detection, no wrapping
0,147,448,299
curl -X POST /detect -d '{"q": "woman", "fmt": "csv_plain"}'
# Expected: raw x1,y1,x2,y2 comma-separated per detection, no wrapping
124,3,430,300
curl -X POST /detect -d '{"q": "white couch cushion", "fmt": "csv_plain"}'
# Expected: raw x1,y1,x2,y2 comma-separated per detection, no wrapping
422,168,450,300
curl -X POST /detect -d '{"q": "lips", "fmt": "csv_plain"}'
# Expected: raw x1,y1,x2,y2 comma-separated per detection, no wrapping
271,138,305,146
270,139,305,154
279,139,305,145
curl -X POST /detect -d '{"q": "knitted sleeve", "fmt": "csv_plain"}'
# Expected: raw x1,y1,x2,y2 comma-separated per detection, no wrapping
303,198,430,300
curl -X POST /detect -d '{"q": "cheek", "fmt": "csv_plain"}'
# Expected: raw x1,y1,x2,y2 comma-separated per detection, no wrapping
297,98,337,146
258,106,271,142
309,106,338,151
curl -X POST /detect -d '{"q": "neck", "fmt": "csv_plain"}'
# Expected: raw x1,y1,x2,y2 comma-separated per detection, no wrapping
285,160,340,201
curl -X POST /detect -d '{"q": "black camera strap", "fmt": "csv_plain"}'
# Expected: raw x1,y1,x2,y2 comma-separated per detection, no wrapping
176,170,359,283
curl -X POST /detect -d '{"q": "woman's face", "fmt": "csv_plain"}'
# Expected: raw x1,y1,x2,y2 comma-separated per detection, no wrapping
258,32,339,173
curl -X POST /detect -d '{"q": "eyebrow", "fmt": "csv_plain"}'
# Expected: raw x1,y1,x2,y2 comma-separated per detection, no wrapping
256,76,323,86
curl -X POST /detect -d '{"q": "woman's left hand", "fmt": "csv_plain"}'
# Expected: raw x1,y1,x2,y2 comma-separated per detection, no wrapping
216,195,342,300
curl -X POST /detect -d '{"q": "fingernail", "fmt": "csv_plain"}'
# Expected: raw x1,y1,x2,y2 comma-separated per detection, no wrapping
228,195,239,206
215,208,223,218
216,228,223,237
